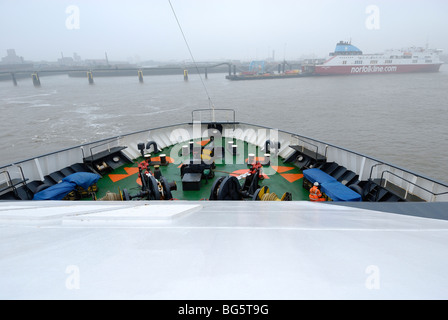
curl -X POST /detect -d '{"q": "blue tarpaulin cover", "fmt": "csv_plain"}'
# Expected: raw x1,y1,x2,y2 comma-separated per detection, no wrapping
62,172,100,190
33,172,100,200
303,168,337,184
32,181,77,200
320,181,362,202
303,168,362,202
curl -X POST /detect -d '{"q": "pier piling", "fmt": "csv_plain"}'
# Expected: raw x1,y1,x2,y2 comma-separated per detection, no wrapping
138,70,144,83
11,73,17,86
87,71,94,84
31,72,41,87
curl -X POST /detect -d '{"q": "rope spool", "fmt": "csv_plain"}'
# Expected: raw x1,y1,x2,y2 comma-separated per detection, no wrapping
260,192,292,201
260,193,280,201
99,191,123,201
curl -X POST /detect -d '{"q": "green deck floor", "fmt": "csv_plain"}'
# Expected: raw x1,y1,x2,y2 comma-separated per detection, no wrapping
95,139,309,201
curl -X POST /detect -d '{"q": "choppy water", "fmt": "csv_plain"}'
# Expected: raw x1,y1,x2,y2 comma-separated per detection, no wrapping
1,67,447,183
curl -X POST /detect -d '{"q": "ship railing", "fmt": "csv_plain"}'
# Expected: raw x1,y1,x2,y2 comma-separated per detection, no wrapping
191,108,237,129
378,170,448,202
0,170,15,196
367,163,448,202
0,123,191,184
234,122,448,203
0,166,28,198
85,136,122,160
290,135,323,161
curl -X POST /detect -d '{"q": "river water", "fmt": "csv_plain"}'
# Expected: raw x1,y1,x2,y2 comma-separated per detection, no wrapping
1,67,447,183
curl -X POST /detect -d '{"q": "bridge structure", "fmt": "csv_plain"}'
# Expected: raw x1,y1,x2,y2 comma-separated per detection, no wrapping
0,62,237,87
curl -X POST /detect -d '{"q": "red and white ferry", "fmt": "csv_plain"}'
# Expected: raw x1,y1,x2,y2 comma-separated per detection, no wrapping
314,41,443,75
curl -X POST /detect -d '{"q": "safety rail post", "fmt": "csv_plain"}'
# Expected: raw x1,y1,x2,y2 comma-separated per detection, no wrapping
369,163,385,181
17,166,28,189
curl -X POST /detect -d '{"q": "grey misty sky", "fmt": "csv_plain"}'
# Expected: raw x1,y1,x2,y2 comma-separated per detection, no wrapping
0,0,447,62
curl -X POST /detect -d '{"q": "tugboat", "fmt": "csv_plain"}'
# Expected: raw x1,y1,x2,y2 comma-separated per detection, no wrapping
314,41,443,75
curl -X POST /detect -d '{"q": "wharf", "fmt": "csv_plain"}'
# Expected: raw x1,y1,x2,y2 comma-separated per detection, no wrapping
226,72,313,81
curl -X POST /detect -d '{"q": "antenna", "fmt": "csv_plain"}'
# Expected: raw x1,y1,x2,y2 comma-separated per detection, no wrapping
168,0,215,121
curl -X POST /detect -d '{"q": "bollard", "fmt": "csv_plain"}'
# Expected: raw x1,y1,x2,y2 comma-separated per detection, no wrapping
160,154,167,165
138,70,144,83
154,165,162,179
182,145,189,157
248,154,255,165
31,72,41,87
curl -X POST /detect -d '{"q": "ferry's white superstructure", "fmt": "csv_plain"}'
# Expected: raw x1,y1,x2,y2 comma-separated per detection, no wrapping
314,41,443,75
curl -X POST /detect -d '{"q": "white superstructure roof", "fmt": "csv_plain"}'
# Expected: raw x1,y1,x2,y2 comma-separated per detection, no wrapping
1,201,448,300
